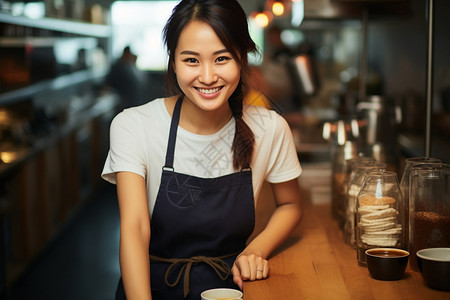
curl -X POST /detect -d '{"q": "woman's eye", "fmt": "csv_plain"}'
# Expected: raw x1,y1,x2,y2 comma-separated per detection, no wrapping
183,58,198,63
216,56,231,63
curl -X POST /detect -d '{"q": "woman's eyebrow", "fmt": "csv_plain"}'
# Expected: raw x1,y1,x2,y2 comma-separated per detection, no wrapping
179,49,229,55
180,50,198,55
214,49,230,55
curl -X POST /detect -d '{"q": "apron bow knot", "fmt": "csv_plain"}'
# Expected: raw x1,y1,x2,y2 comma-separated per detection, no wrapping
150,254,234,298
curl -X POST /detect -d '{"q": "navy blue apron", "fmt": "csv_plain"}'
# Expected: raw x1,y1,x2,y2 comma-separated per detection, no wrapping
116,97,255,299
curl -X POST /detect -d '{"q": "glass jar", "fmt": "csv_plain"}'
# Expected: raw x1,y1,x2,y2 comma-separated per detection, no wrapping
399,157,441,253
342,157,374,233
356,170,405,266
344,157,376,191
331,140,358,228
399,157,441,204
344,162,386,247
408,163,450,271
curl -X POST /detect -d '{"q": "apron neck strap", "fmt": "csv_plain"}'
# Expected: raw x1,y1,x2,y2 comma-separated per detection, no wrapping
164,96,183,169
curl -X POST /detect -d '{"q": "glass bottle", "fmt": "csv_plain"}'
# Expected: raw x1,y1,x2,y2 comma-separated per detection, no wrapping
408,163,450,271
356,170,405,266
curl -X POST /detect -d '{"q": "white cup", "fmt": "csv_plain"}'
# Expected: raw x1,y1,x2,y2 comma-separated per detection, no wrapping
200,288,243,300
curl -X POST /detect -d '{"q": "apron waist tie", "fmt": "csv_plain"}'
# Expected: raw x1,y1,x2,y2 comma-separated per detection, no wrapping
150,252,238,298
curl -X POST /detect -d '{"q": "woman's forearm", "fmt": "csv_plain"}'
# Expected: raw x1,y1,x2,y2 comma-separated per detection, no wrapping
245,179,303,259
119,224,152,299
116,171,152,299
245,200,302,259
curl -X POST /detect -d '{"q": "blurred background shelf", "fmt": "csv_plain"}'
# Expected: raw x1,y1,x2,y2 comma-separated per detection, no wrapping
0,12,110,37
0,67,108,106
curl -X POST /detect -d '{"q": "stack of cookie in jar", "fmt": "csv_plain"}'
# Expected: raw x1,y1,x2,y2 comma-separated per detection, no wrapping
358,195,402,247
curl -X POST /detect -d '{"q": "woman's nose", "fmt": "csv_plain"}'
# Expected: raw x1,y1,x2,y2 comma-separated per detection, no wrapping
199,63,218,84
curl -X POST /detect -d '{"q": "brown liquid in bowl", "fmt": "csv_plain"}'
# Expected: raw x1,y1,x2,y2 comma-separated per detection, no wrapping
367,249,408,257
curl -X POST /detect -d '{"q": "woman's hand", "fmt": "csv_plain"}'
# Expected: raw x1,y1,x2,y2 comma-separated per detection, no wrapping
231,253,269,289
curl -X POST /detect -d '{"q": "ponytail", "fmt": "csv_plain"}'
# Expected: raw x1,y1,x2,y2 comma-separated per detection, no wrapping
229,82,254,170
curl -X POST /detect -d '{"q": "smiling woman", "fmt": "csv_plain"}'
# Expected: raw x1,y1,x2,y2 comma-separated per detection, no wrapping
102,1,303,299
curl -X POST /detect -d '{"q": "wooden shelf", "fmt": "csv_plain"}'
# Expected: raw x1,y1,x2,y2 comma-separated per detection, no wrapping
0,66,109,106
0,36,97,46
0,13,110,37
0,93,119,178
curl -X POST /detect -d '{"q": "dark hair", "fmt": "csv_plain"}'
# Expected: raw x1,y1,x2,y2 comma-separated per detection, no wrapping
163,0,258,170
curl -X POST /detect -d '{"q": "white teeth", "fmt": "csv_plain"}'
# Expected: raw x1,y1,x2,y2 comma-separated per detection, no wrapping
197,87,220,94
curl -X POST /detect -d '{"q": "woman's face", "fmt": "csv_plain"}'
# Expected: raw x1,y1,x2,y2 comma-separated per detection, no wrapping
173,21,241,113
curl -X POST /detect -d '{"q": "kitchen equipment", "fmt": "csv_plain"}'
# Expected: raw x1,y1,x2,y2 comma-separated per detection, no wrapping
356,95,402,145
290,53,320,97
356,95,402,171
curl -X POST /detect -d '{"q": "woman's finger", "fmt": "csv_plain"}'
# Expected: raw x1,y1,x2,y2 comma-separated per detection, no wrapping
248,255,257,280
231,263,243,289
235,255,250,280
262,259,269,278
255,256,265,280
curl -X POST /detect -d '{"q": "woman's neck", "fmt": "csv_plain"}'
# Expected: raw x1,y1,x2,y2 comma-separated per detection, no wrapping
165,96,233,135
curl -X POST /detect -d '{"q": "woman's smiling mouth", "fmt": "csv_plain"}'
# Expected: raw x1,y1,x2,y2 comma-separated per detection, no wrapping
196,87,222,94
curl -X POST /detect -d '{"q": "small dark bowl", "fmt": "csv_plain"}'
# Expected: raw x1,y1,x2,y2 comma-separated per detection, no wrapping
365,248,409,281
417,248,450,291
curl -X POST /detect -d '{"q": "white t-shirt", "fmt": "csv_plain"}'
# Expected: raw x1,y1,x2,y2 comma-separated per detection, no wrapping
101,98,302,215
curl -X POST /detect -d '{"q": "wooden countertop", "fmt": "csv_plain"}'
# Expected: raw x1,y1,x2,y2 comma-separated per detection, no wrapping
243,182,450,300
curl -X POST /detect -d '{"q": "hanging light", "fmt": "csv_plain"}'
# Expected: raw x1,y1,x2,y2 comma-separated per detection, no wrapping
251,5,273,28
272,0,285,16
291,0,304,27
254,11,270,27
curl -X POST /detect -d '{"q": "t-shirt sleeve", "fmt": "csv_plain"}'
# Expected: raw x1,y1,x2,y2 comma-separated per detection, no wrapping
264,114,302,183
101,110,147,184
